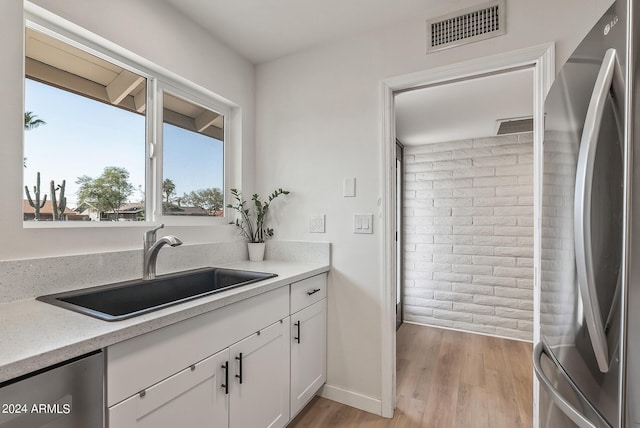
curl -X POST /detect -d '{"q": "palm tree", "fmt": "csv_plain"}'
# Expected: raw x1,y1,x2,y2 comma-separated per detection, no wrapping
24,112,46,168
163,179,176,206
24,111,46,130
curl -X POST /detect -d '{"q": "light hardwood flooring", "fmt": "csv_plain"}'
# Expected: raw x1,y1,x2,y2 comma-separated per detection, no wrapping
289,323,533,428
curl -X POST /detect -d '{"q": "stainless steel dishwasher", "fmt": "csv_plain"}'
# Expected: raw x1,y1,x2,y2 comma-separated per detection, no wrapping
0,351,103,428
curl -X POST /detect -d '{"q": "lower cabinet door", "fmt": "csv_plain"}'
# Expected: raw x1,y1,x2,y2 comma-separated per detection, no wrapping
290,299,327,417
229,318,290,428
108,348,229,428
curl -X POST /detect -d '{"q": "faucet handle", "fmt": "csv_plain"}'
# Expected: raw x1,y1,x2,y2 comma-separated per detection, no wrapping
144,223,165,242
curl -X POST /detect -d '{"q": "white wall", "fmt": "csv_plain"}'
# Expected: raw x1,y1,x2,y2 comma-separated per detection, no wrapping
0,0,255,261
255,0,613,411
0,0,614,413
403,133,534,342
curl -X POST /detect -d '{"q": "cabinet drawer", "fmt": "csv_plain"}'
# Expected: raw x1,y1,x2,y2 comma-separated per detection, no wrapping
290,273,327,314
108,349,228,428
107,286,288,407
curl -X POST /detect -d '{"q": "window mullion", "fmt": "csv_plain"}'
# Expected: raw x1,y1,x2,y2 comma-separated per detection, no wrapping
146,77,158,222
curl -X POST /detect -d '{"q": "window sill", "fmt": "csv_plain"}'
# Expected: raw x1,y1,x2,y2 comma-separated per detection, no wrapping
23,217,229,229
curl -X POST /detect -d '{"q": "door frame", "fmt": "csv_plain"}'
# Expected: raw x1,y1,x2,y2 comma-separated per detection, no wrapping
395,141,404,331
379,43,555,423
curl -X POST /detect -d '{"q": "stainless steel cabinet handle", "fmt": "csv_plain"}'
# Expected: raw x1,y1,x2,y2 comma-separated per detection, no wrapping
574,47,620,373
533,342,597,428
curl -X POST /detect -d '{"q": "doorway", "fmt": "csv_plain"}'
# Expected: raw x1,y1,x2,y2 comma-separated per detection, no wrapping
392,67,536,427
379,44,554,420
395,67,535,341
396,141,404,330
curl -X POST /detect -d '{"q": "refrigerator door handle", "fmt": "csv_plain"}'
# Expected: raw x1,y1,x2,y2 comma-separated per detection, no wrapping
534,342,598,428
574,48,619,373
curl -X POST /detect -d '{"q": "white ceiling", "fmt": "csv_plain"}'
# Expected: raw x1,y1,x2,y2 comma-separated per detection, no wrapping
163,1,533,144
164,0,485,64
395,68,534,146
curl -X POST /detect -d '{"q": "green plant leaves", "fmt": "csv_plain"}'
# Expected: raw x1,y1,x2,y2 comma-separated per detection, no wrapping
226,188,289,243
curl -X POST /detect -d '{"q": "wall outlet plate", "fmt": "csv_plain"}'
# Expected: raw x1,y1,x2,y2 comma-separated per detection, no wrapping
310,214,325,233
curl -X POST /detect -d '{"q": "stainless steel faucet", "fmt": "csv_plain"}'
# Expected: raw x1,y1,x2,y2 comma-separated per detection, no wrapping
143,224,183,280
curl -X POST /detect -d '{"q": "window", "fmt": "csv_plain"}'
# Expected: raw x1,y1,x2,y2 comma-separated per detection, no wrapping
161,91,224,217
23,24,228,224
24,28,147,222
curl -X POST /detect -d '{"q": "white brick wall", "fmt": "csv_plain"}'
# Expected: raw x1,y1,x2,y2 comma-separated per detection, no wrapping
403,133,533,341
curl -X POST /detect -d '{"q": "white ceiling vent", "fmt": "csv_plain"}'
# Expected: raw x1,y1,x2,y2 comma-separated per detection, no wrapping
427,0,505,53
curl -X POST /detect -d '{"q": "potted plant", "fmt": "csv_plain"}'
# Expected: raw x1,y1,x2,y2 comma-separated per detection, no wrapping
227,188,289,261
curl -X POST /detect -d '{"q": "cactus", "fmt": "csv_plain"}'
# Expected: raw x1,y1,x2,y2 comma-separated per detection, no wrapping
50,179,67,221
25,172,47,221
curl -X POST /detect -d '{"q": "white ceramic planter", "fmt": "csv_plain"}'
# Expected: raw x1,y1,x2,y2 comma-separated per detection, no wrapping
248,242,266,262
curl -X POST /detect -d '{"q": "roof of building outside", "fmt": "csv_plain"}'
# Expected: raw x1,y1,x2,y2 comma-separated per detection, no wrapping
23,200,76,215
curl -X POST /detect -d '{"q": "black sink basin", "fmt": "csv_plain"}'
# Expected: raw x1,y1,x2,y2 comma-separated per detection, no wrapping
37,267,277,321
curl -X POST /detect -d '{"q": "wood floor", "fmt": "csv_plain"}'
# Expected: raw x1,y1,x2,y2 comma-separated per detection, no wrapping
288,323,533,428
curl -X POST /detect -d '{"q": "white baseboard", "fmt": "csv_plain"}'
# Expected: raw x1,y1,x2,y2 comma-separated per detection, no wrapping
403,320,534,344
319,384,383,416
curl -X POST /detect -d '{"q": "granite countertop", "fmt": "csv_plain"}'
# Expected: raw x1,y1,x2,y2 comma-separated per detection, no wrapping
0,259,329,384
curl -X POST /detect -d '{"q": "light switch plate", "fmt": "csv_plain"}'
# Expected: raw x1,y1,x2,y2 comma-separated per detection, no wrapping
354,214,373,234
310,214,325,233
343,177,356,197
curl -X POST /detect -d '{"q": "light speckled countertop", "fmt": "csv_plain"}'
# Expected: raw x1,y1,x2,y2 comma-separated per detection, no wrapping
0,260,329,384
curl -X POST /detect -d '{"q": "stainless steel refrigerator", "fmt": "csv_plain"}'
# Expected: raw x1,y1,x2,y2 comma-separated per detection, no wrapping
535,0,630,427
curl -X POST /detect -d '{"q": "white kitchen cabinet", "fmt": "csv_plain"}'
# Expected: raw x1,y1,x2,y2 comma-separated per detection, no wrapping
229,319,290,428
107,286,289,407
106,272,328,428
108,348,229,428
110,319,291,428
290,298,327,417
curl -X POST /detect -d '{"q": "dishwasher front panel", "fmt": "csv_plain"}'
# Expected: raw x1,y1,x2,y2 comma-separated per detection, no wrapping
0,351,104,428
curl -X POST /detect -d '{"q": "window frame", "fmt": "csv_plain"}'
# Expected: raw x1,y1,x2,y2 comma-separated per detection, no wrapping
23,2,233,228
155,82,229,225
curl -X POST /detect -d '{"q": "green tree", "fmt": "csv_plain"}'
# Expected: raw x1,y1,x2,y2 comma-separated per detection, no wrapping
24,111,46,130
76,166,134,220
24,111,46,167
162,178,176,205
183,188,224,215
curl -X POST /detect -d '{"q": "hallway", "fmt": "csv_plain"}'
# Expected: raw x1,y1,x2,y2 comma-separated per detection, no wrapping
289,323,533,427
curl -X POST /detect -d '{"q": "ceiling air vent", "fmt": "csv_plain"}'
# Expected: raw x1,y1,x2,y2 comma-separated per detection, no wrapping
496,116,533,135
427,0,505,53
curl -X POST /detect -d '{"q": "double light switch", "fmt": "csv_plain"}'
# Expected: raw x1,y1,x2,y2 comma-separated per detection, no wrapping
354,214,373,234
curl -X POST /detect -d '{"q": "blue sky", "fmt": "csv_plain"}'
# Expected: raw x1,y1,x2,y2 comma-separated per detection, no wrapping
24,79,223,208
164,122,224,198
